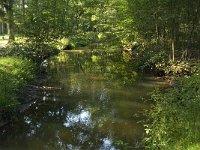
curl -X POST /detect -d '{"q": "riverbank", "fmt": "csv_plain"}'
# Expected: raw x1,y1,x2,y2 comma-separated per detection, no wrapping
0,37,61,127
144,65,200,150
0,57,37,126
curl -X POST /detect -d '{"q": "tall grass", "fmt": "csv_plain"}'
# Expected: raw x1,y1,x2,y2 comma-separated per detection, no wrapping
0,57,36,107
144,67,200,150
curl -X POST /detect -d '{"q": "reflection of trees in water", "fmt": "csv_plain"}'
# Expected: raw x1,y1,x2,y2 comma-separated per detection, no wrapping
0,99,119,149
0,51,143,150
0,76,120,150
49,51,138,87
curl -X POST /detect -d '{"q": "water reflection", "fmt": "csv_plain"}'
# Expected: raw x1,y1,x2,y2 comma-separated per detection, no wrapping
100,138,117,150
64,110,92,128
49,51,138,87
0,50,168,150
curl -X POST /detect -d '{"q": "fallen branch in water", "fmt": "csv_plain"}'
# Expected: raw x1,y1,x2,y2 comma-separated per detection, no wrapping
29,85,62,90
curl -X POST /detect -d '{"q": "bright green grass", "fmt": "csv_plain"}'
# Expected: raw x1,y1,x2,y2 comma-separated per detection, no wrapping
0,57,36,107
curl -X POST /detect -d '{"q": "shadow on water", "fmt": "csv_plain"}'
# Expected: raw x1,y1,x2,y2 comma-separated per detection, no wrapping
0,50,168,150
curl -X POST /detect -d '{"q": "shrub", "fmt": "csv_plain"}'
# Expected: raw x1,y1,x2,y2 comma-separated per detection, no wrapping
144,70,200,150
155,61,197,77
132,44,197,77
130,45,167,74
0,57,36,107
0,42,59,63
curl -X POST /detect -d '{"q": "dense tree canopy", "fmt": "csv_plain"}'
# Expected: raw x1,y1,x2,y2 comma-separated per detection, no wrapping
0,0,199,60
11,0,132,48
127,0,200,60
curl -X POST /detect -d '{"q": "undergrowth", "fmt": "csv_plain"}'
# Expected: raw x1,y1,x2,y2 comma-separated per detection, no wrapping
144,66,200,150
0,57,36,107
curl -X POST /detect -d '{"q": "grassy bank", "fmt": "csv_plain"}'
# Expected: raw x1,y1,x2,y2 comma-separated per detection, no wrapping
0,57,36,107
144,66,200,150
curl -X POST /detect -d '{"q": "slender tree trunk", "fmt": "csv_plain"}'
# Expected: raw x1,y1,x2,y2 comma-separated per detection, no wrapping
155,13,159,44
0,22,2,34
171,0,175,61
6,0,15,41
22,0,25,22
0,0,4,34
171,39,175,61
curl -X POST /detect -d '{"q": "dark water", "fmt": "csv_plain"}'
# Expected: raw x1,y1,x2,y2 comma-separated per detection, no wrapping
0,51,167,150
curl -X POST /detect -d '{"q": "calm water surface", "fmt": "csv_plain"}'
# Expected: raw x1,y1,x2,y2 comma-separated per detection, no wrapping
0,51,167,150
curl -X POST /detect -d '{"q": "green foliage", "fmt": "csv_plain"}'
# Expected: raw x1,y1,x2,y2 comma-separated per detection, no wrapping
144,73,200,150
0,42,59,63
13,0,133,49
131,44,197,77
15,0,67,42
129,45,167,73
0,57,36,107
127,0,200,60
163,61,197,76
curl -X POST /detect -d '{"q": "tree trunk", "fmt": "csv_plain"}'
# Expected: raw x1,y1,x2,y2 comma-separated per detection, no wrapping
6,0,15,41
22,0,25,22
170,0,175,61
171,39,175,61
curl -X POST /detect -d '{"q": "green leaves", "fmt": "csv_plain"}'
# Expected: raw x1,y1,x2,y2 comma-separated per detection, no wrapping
13,0,133,49
144,73,200,149
0,57,36,107
127,0,200,60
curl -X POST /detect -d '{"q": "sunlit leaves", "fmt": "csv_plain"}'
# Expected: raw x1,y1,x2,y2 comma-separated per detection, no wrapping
144,73,200,149
0,57,36,107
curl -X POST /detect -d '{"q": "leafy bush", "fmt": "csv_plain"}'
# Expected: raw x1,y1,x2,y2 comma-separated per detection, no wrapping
0,42,59,63
0,57,36,107
131,44,197,77
130,44,167,73
163,61,197,76
144,71,200,150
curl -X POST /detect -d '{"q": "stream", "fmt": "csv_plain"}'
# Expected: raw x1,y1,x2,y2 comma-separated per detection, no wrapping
0,50,167,150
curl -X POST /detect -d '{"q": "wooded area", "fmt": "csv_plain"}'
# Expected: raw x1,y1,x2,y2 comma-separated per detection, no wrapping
0,0,199,150
0,0,199,60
